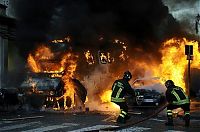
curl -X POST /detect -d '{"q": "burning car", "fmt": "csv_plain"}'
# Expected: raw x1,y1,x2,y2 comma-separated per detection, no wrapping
19,72,87,109
19,39,87,110
20,73,64,97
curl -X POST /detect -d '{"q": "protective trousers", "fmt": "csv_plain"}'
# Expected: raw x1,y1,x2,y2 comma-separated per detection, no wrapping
167,103,190,127
115,102,128,123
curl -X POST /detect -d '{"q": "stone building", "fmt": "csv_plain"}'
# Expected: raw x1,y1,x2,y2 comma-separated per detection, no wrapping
0,3,15,88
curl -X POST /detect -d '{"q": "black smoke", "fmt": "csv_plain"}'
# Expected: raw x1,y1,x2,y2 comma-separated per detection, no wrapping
15,0,186,57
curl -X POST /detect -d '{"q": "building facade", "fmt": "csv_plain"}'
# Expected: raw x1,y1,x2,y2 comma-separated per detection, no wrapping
0,3,15,88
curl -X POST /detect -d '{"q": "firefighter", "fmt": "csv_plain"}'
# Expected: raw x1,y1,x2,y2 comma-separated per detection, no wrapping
111,71,135,124
165,80,190,127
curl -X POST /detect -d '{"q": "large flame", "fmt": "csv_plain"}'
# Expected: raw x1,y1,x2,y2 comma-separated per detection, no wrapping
156,38,199,91
27,45,78,109
99,38,199,108
60,53,78,109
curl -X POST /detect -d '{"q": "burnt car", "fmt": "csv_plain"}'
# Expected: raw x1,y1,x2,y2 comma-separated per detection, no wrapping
19,72,87,109
20,73,64,97
126,78,165,107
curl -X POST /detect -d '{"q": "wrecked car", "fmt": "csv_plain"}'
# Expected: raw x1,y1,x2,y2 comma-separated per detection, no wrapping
19,72,87,109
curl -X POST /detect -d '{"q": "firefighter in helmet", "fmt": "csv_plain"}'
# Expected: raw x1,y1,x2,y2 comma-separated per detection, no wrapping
165,80,190,127
111,71,135,124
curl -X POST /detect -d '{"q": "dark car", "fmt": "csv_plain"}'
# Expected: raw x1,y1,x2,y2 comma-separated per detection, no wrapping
126,78,165,107
133,89,165,106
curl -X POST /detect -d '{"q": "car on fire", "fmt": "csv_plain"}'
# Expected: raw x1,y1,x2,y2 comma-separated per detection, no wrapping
126,78,166,107
19,72,87,109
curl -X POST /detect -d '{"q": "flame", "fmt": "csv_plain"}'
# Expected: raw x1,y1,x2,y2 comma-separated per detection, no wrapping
99,38,199,109
27,45,65,73
107,52,114,63
52,36,71,43
27,44,78,109
100,90,112,103
119,51,127,61
60,53,78,109
99,52,108,64
84,50,95,65
114,39,129,61
100,90,121,111
27,54,41,72
132,38,199,92
154,38,199,91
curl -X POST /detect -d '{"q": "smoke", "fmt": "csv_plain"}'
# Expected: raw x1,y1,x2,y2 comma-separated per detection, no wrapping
82,65,114,98
15,0,186,57
13,0,199,108
163,0,200,34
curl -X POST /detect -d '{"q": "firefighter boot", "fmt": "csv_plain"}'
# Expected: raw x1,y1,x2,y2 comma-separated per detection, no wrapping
165,117,174,126
117,116,126,124
184,114,190,127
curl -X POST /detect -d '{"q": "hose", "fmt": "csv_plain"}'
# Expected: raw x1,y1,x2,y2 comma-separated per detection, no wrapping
100,102,168,131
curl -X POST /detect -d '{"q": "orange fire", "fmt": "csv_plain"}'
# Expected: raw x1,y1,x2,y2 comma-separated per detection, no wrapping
51,36,71,43
84,50,95,65
27,45,78,109
156,38,199,91
100,38,199,107
61,53,78,109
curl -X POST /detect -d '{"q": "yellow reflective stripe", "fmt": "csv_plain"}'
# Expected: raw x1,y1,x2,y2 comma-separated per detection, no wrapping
112,83,117,91
111,97,125,102
167,110,172,112
167,110,172,115
185,111,190,115
122,111,127,115
116,88,123,98
171,90,180,101
172,98,189,105
117,82,124,88
120,114,125,118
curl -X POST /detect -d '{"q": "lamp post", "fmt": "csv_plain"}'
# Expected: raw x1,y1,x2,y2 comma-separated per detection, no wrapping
185,45,193,97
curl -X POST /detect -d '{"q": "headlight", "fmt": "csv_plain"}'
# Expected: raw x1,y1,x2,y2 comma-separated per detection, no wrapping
49,91,55,95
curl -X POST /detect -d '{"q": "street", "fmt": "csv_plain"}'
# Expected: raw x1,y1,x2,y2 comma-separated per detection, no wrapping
1,101,200,132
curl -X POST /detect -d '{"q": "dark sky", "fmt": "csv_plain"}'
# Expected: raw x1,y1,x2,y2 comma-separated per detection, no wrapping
15,0,186,57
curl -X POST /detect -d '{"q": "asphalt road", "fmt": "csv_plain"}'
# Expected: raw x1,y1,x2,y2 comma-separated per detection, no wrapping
0,102,200,132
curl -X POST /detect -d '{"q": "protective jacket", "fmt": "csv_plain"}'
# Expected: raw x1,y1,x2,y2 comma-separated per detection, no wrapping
165,85,189,105
111,79,135,102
